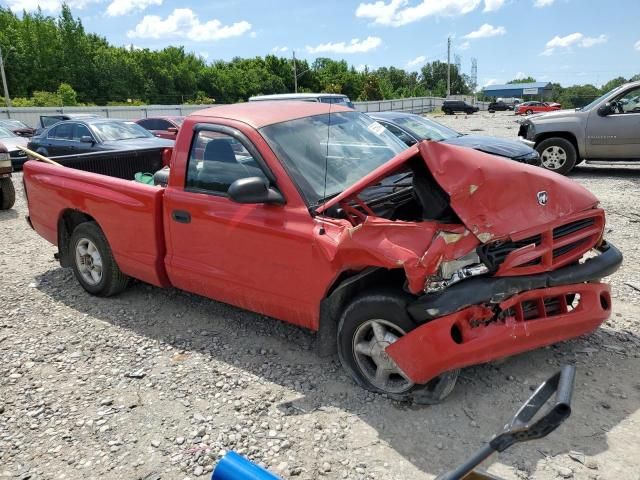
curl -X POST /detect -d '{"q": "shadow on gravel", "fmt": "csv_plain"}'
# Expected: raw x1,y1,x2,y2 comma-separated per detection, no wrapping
35,267,640,478
570,164,640,179
0,208,19,222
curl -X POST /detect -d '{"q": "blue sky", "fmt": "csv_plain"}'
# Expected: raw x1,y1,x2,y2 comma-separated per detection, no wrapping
4,0,640,88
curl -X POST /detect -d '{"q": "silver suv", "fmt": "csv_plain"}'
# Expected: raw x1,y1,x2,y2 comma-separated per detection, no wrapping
519,81,640,174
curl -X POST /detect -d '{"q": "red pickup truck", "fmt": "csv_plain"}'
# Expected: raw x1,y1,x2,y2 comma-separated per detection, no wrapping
23,102,622,404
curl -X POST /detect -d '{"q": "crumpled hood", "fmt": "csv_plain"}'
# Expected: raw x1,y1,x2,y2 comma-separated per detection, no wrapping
418,141,599,242
317,141,599,243
442,134,533,159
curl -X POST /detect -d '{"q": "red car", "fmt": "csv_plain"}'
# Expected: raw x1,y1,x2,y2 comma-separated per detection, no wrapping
135,116,184,139
517,101,561,115
23,102,621,403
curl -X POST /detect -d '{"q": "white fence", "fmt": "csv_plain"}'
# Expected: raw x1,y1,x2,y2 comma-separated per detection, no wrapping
0,97,491,126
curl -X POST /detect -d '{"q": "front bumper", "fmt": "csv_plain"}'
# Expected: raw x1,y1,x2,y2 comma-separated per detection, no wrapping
386,242,622,384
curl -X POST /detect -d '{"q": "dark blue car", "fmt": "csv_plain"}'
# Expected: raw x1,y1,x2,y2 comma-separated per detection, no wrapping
369,111,541,165
27,118,174,158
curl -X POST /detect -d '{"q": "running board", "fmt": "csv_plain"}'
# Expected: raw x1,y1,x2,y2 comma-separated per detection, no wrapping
584,160,640,166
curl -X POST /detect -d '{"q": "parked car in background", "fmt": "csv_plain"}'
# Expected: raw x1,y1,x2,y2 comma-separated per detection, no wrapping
36,113,102,135
249,93,355,108
519,80,640,174
370,111,540,165
23,101,622,403
0,125,29,169
136,116,185,139
487,101,513,112
0,119,36,137
0,143,15,209
442,100,478,115
516,101,561,115
28,118,174,157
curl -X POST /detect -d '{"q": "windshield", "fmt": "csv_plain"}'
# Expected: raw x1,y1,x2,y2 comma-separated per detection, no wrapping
0,126,17,138
260,111,408,205
580,85,626,111
90,121,154,141
1,119,28,129
393,115,460,141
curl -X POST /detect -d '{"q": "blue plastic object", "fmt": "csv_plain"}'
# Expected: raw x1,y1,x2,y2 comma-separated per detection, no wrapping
212,452,281,480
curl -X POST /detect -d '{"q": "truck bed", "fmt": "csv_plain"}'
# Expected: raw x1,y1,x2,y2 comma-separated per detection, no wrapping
23,149,170,287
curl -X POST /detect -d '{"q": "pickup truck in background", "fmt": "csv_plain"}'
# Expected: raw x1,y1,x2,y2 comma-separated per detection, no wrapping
519,80,640,174
23,102,622,404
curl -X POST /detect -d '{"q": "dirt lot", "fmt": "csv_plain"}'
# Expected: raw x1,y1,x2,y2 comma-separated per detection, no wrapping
1,112,639,480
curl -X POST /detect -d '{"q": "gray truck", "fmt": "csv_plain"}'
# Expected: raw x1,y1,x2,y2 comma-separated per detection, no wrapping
519,80,640,174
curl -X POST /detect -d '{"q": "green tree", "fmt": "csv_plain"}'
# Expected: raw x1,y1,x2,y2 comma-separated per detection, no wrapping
359,74,383,101
507,76,537,84
57,82,77,106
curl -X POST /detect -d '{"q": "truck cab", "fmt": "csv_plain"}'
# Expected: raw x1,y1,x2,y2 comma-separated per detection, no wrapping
519,80,640,174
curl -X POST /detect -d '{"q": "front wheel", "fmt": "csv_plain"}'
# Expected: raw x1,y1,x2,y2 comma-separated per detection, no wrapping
337,289,459,404
0,177,16,210
69,221,129,296
536,137,578,175
525,109,533,115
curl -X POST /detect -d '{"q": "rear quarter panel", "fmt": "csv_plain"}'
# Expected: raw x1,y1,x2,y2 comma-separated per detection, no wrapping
23,161,169,287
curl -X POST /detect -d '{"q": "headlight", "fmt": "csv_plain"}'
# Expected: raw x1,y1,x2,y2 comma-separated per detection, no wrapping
526,122,536,140
424,251,489,294
0,151,9,161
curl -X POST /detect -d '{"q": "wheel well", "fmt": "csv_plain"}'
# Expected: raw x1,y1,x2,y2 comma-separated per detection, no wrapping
57,210,96,267
316,267,408,357
535,132,580,157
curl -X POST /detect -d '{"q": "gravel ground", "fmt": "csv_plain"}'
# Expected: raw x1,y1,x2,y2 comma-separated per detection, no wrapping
2,112,640,480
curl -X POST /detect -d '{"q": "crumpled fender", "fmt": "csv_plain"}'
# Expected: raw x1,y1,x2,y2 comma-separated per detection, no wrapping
418,141,599,243
314,217,479,294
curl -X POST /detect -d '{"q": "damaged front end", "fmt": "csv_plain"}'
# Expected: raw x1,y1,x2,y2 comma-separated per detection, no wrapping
316,140,622,384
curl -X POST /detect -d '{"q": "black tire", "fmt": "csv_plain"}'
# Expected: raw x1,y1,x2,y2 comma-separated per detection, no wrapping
337,289,459,404
0,177,16,210
488,109,495,114
536,137,578,175
465,109,474,115
525,109,533,115
442,109,451,115
69,221,129,297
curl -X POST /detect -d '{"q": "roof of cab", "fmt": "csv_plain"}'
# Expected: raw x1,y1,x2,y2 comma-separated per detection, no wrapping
249,93,349,101
190,101,353,129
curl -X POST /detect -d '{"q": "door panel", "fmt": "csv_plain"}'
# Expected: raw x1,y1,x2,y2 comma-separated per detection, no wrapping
586,111,640,158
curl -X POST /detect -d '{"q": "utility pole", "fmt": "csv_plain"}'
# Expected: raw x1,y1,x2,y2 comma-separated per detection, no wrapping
0,46,11,108
446,36,451,98
292,50,298,94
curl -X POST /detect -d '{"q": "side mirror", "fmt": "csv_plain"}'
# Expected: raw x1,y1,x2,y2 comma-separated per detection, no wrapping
80,135,94,143
167,127,179,134
597,102,613,116
228,177,284,205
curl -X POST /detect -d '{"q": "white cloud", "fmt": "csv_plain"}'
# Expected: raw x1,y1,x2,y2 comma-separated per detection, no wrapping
127,8,252,42
541,32,608,55
533,0,554,6
407,55,426,67
305,36,382,54
635,40,640,51
463,23,506,39
271,46,289,53
355,0,481,27
458,40,471,50
355,64,368,72
483,0,505,12
6,0,98,13
483,78,500,87
107,0,161,16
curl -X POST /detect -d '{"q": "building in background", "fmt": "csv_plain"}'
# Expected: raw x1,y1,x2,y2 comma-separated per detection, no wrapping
482,82,553,100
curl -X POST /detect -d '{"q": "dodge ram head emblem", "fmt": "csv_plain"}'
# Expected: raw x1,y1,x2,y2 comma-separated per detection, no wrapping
537,191,548,206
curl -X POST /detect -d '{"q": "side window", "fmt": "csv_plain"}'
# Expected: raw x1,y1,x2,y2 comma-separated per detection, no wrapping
137,119,153,129
382,123,415,146
617,87,640,114
155,119,172,130
74,124,93,141
47,126,59,139
51,123,73,140
185,131,267,195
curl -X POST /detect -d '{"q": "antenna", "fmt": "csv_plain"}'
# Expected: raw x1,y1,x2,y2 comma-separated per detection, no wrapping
454,54,461,74
471,57,478,92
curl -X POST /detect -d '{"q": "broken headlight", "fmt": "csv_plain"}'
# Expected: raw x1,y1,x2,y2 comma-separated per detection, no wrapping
424,251,489,294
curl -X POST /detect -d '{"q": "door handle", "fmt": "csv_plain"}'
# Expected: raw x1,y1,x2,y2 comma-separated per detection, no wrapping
171,210,191,224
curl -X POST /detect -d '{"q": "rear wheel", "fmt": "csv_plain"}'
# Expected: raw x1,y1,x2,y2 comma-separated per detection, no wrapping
525,109,533,115
337,289,459,404
536,137,577,175
0,177,16,210
69,222,129,296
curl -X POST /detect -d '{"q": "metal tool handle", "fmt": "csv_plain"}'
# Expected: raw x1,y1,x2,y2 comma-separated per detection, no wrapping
436,365,576,480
